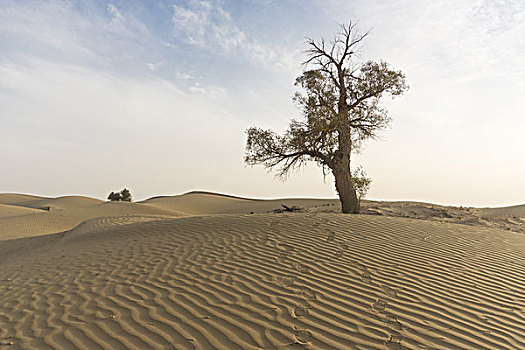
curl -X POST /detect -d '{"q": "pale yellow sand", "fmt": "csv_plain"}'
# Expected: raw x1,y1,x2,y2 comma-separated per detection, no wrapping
3,192,522,240
142,191,337,216
1,193,525,349
0,204,43,218
0,194,47,206
0,192,337,241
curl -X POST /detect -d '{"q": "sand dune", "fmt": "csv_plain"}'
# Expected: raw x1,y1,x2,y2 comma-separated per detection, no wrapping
0,194,47,206
1,212,525,349
0,192,338,241
0,194,103,211
478,204,525,219
362,201,525,234
0,202,181,241
1,192,525,349
0,204,44,218
2,192,523,240
141,191,337,216
18,196,105,211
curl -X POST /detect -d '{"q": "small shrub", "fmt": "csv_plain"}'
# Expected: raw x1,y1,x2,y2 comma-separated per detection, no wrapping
107,191,121,201
352,166,372,201
120,188,132,202
107,188,132,202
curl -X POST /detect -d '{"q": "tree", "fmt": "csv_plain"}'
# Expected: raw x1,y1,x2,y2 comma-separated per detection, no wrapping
245,22,407,213
107,188,132,202
107,191,121,201
120,188,132,202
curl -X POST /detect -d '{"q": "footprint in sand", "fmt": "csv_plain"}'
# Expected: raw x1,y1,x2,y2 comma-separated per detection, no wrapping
278,242,295,252
383,285,398,298
326,231,336,241
281,276,295,287
361,270,372,283
338,242,349,250
293,305,310,317
372,299,387,312
385,313,403,330
277,252,289,263
293,329,312,344
385,333,404,349
293,262,310,273
334,250,344,258
298,286,318,301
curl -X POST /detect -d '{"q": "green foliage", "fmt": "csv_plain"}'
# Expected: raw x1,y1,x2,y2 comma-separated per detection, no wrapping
245,126,329,179
351,167,372,200
293,60,407,145
120,188,132,202
107,188,132,202
107,191,121,201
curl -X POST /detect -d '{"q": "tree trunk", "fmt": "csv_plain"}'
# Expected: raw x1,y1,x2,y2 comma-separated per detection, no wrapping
333,62,359,213
333,161,359,214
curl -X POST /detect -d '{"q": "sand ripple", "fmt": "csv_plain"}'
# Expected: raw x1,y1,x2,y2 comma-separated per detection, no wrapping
1,214,525,349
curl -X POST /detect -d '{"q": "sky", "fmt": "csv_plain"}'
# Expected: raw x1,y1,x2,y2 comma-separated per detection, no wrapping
1,0,524,207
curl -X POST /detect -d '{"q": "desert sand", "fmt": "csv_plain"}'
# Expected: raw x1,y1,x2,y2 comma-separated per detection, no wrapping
1,192,525,349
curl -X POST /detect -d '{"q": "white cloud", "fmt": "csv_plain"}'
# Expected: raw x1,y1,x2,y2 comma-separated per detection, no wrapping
107,4,125,24
172,2,209,46
171,0,293,68
0,1,95,61
147,62,164,71
0,0,155,73
322,0,525,81
179,72,195,80
188,82,225,95
189,82,206,93
172,0,245,50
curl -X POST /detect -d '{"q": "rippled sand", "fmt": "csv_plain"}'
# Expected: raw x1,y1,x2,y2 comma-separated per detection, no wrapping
1,193,525,349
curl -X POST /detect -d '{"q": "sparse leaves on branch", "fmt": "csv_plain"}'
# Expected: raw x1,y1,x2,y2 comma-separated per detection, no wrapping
352,166,372,200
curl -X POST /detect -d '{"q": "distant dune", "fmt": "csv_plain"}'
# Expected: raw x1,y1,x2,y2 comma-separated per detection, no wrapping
141,191,338,216
0,204,43,218
1,192,523,240
1,192,524,349
477,204,525,218
0,193,48,206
